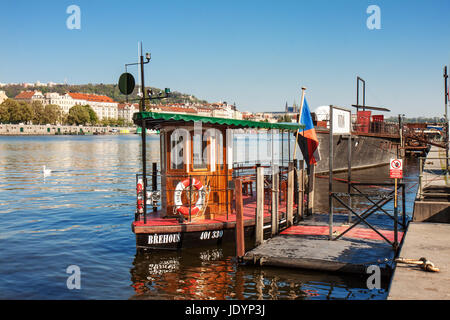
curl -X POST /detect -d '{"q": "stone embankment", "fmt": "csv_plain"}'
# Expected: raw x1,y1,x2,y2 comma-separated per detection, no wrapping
0,123,136,135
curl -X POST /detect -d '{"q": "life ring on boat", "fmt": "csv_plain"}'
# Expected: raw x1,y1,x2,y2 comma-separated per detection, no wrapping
136,178,144,212
136,180,143,194
174,178,205,217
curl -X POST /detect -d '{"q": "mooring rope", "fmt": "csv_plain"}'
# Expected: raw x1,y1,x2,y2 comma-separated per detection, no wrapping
395,257,440,272
352,257,440,274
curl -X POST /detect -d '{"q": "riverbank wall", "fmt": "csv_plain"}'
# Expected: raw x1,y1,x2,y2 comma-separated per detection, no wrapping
413,145,450,223
0,123,136,135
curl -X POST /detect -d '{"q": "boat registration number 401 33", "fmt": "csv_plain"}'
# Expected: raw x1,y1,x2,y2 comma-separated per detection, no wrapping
200,230,223,240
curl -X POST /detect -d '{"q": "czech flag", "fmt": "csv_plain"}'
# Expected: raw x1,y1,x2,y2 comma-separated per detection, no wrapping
297,97,320,165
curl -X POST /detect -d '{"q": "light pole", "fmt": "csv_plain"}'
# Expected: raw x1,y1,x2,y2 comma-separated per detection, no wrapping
444,66,448,172
398,114,405,158
356,76,366,112
121,44,170,224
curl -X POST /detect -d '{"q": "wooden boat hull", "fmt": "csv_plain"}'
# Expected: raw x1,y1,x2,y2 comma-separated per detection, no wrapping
132,208,284,250
134,225,259,250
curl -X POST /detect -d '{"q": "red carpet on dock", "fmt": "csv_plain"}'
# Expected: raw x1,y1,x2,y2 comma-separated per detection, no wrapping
281,225,404,242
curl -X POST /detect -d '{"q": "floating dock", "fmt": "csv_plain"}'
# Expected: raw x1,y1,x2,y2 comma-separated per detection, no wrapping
388,222,450,300
243,213,403,276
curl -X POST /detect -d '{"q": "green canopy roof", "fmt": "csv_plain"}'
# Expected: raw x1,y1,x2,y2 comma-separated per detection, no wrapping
133,111,305,131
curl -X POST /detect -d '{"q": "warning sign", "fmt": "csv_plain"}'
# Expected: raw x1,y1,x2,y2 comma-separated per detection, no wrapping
390,158,403,179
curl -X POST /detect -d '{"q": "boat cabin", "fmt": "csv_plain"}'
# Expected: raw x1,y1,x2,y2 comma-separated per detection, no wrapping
134,112,304,220
132,111,304,249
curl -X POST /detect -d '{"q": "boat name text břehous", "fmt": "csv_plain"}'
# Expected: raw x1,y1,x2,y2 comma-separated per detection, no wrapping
148,233,181,244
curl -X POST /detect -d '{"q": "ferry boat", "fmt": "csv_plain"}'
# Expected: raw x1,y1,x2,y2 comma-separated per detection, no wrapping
131,111,304,250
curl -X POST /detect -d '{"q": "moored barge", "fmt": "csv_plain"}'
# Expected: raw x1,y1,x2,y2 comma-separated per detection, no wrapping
132,111,304,250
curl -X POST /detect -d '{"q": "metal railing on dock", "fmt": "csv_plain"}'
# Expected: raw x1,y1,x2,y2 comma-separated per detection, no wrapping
331,181,407,251
418,156,450,200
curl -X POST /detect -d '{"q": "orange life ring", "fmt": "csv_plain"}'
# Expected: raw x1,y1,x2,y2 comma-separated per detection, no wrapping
136,178,144,212
174,178,205,217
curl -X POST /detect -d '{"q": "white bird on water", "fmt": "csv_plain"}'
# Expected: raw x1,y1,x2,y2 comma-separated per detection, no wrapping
43,165,52,175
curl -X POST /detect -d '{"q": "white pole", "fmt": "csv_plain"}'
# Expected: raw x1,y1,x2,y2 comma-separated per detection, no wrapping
293,87,307,160
137,42,142,97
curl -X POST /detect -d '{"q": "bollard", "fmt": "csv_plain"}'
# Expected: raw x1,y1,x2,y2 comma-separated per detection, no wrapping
255,167,265,246
235,178,245,260
152,162,157,213
287,162,294,227
271,165,279,236
298,160,305,220
308,165,315,216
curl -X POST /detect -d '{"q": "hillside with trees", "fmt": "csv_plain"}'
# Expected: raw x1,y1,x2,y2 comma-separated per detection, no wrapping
1,83,209,105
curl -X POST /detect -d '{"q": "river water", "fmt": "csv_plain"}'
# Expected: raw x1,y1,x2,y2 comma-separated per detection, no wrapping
0,135,418,300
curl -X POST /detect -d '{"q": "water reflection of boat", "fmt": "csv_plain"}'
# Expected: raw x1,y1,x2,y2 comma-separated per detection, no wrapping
130,246,235,299
129,246,388,300
132,112,304,250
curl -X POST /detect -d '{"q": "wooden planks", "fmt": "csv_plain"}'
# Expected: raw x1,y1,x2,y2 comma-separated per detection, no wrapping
235,178,245,259
286,162,294,227
255,166,265,246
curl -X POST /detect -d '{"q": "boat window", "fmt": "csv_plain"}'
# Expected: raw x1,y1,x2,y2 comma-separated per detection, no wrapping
170,129,189,170
193,131,207,170
204,128,223,171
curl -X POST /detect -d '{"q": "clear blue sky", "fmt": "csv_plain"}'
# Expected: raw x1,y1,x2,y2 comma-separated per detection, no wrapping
1,0,449,117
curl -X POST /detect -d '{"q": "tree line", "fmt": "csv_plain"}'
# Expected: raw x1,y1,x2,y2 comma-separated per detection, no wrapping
0,99,131,126
1,83,208,105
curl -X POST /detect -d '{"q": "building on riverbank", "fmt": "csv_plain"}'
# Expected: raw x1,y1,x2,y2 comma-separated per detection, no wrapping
14,90,45,103
118,103,139,124
0,90,7,104
14,90,119,120
67,92,118,120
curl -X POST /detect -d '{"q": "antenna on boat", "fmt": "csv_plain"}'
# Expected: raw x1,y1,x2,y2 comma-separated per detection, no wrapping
137,42,142,98
356,76,365,112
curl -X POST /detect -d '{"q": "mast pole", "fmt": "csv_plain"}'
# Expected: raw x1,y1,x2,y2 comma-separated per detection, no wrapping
293,87,306,160
140,42,148,223
444,66,448,172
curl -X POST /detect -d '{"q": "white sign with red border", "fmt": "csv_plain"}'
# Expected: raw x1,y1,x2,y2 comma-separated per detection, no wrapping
389,158,403,179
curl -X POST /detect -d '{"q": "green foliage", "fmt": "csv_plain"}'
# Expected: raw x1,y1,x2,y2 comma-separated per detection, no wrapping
19,101,34,123
0,99,34,123
98,117,127,127
277,115,292,123
67,105,90,125
0,99,14,123
43,104,63,125
0,98,132,127
31,100,45,124
116,117,125,126
81,104,98,125
0,99,62,124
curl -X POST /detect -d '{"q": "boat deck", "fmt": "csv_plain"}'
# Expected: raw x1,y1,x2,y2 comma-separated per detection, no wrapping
243,213,404,276
132,194,295,234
